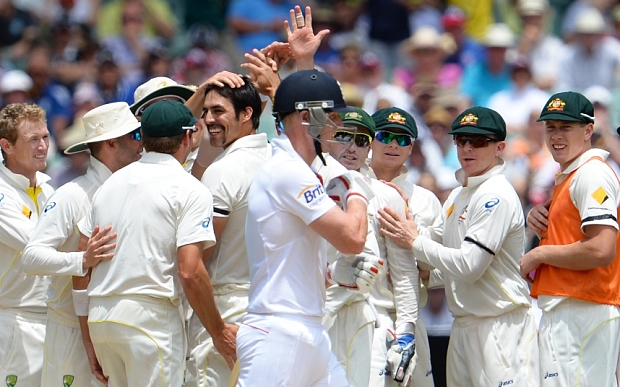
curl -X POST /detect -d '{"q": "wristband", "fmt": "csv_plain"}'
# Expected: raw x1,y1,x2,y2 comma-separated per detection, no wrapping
72,289,89,316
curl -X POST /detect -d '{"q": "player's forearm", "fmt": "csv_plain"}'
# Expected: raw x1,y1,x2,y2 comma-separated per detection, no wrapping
533,237,616,270
340,200,369,254
180,267,225,336
386,239,419,326
22,245,86,276
413,235,494,284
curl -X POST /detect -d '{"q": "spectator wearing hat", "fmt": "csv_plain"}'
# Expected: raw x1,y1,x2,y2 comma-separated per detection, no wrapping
0,70,33,108
556,8,620,92
460,23,516,107
523,91,620,386
380,106,539,387
515,0,567,90
366,106,441,387
393,27,462,92
238,69,381,386
75,100,236,386
488,58,549,134
442,5,485,69
93,49,139,106
21,102,142,386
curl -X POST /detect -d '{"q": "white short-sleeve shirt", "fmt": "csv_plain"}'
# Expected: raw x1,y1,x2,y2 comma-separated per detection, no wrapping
245,135,336,317
78,152,216,301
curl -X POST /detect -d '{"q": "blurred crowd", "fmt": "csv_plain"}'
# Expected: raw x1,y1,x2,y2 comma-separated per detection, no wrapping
3,0,620,221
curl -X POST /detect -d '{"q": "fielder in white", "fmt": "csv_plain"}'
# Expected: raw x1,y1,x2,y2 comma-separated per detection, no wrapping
367,107,440,387
76,100,237,387
22,102,143,386
379,107,539,387
185,74,271,387
0,103,54,387
238,70,382,387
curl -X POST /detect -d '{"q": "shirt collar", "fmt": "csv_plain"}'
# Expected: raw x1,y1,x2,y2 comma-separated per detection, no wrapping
555,148,609,184
86,156,113,186
271,134,305,163
455,158,506,189
0,160,50,190
139,151,184,168
214,132,268,162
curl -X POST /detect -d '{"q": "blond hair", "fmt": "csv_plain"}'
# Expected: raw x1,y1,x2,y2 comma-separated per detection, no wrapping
0,103,46,158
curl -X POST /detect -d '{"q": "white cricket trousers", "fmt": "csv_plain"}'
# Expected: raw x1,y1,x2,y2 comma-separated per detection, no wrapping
538,297,620,387
324,300,375,387
88,295,186,387
236,313,348,387
185,289,248,387
447,306,539,387
42,308,102,386
367,307,434,387
0,308,46,387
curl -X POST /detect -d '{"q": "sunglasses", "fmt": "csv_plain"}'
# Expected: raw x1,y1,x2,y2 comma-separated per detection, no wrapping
375,131,413,147
333,130,373,147
183,125,198,135
454,134,499,148
130,129,141,141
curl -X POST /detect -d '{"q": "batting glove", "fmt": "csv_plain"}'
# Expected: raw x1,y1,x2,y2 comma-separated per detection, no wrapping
386,323,416,385
327,254,383,293
325,171,374,211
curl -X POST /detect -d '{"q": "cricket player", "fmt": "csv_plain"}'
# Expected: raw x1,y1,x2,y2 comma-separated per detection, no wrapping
521,91,620,386
379,107,539,387
22,102,143,386
129,76,201,172
367,107,440,387
324,106,417,387
0,103,54,387
237,70,382,386
77,100,237,387
185,75,271,387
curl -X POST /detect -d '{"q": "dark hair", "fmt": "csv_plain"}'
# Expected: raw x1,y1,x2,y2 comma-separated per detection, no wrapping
204,76,261,130
142,133,185,154
87,141,104,157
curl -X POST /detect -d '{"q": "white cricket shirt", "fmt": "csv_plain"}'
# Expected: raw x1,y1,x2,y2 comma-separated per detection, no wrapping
201,133,271,290
22,156,112,323
245,135,336,317
79,152,216,301
0,161,54,311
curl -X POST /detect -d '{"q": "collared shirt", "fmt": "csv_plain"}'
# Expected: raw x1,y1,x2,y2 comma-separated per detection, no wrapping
79,152,216,300
22,156,112,323
246,135,336,317
0,161,54,311
201,133,271,291
415,160,532,318
556,37,620,91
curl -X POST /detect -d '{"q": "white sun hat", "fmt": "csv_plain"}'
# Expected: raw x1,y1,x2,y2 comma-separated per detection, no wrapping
129,77,196,115
64,102,140,154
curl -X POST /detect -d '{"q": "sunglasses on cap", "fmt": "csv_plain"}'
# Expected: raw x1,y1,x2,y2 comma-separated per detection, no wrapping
453,134,499,148
375,130,413,147
130,129,141,141
333,130,373,147
183,125,198,135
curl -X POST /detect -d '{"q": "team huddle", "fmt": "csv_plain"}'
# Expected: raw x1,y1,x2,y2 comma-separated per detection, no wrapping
1,5,620,387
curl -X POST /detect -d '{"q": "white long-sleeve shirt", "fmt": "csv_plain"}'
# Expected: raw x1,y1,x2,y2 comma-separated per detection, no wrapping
22,156,112,324
0,161,54,312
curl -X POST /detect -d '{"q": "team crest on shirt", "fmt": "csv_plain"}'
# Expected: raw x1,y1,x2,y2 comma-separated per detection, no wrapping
63,375,75,387
21,205,32,219
591,186,609,205
547,98,566,111
460,113,478,125
5,375,17,387
297,183,326,208
387,112,406,125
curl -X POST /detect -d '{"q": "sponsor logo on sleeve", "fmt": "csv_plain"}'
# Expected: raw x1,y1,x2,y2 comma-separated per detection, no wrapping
591,186,609,205
497,380,513,387
44,201,56,213
544,372,558,379
201,217,211,229
484,198,500,213
297,183,327,208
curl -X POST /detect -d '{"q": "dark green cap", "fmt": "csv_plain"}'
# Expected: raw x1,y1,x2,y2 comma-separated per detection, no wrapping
537,91,595,124
371,107,418,138
141,100,198,138
448,106,506,141
340,107,376,134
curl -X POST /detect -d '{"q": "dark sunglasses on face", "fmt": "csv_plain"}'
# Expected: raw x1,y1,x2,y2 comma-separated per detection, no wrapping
333,130,373,147
453,134,499,148
130,129,141,141
375,130,413,147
